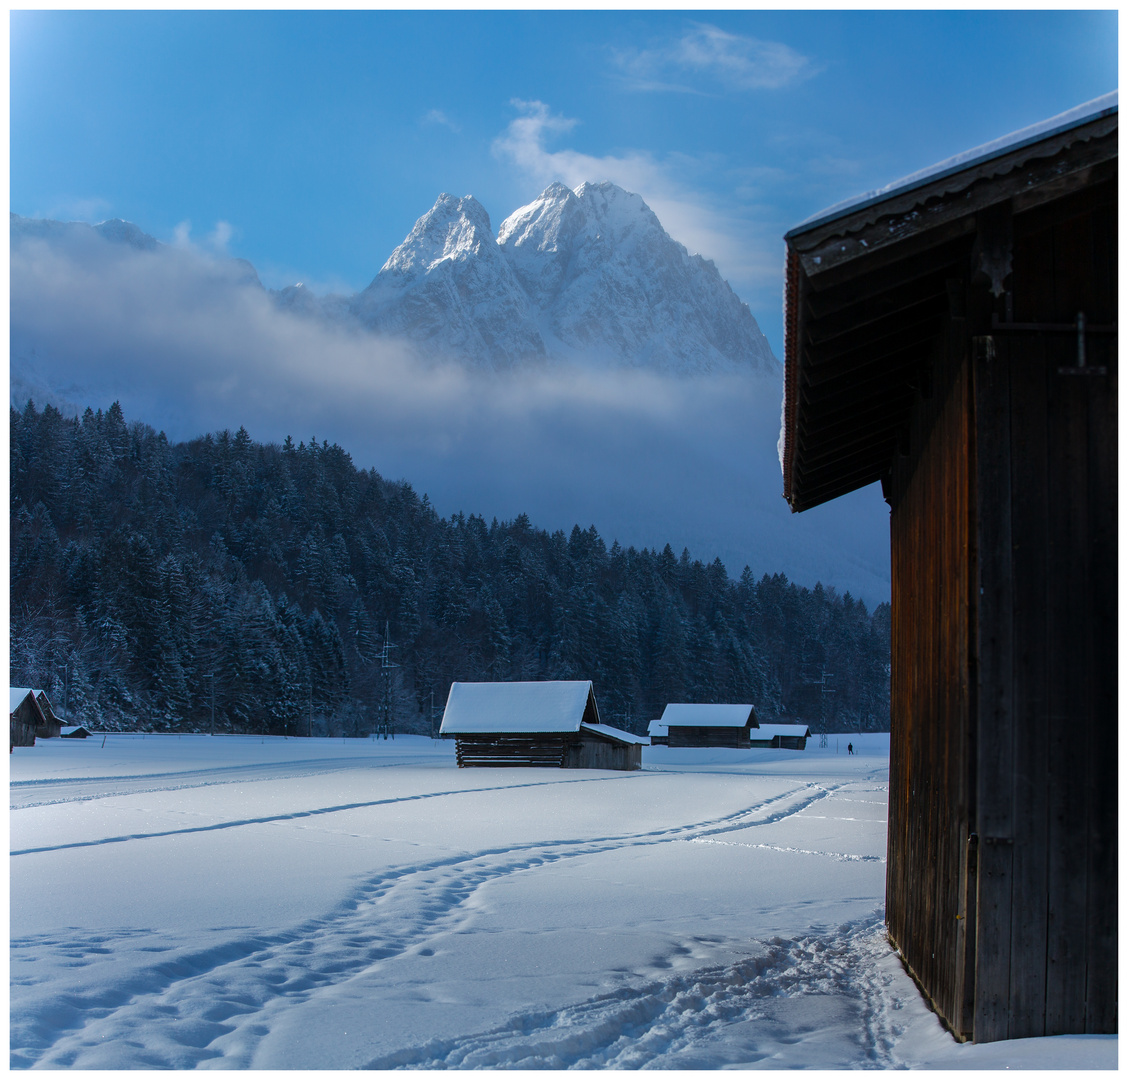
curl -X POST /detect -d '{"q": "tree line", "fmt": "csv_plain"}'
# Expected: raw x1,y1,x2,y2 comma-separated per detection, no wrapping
11,400,891,736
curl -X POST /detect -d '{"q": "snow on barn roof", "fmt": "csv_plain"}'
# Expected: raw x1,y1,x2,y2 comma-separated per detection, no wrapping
659,703,758,729
647,720,668,737
440,680,598,735
753,723,811,739
787,91,1118,239
10,687,40,714
581,722,648,746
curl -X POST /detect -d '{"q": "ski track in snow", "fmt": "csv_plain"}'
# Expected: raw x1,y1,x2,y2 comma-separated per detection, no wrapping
11,772,891,1069
8,752,447,808
365,915,902,1070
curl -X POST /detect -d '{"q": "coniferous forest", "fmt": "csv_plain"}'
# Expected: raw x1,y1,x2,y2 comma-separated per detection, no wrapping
11,401,891,736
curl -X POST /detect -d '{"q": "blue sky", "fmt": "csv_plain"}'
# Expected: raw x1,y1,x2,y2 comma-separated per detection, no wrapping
10,8,1117,359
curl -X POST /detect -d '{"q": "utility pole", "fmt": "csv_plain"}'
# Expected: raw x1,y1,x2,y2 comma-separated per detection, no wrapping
820,671,835,740
204,673,216,735
375,622,398,740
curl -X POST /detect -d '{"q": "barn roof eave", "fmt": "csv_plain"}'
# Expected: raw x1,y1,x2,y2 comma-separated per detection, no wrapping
781,97,1118,513
785,92,1117,243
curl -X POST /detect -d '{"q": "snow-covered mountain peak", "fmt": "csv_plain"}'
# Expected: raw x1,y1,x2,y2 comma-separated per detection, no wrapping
352,192,545,367
495,182,778,375
378,193,495,281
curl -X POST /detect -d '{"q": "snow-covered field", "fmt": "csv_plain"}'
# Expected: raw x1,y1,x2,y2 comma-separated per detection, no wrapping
10,733,1115,1070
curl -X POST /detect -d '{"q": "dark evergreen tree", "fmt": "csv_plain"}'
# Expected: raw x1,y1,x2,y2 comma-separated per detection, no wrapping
9,401,891,734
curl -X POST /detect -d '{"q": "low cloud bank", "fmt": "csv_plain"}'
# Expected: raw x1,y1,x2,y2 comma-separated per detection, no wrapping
10,234,890,604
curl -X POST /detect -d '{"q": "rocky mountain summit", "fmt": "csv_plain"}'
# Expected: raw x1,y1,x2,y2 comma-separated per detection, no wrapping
349,194,546,368
339,181,777,374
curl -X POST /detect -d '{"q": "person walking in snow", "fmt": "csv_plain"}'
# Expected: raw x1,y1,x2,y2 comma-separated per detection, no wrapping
847,742,853,755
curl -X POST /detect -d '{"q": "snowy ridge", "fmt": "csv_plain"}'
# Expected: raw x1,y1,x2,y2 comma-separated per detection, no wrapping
11,184,778,376
350,194,546,369
498,181,778,375
345,181,778,374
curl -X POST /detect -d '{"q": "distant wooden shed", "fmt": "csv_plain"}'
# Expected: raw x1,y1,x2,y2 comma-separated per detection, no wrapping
659,704,758,748
781,95,1116,1043
646,719,668,746
439,681,644,770
9,688,42,749
749,723,811,750
60,725,93,739
34,691,65,738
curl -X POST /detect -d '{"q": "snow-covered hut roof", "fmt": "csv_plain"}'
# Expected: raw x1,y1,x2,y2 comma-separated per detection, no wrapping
440,680,599,735
753,723,811,740
647,720,668,738
787,92,1118,239
10,687,40,714
659,703,758,729
581,723,648,746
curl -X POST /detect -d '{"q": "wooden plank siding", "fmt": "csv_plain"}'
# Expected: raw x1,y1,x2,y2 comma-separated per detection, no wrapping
886,314,977,1039
455,734,569,767
455,731,642,771
969,184,1117,1040
666,726,751,749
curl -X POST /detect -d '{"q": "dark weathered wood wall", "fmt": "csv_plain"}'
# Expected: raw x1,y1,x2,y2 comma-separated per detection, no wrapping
10,702,38,748
565,733,641,771
456,731,641,770
886,321,977,1039
667,726,750,748
887,176,1116,1043
455,734,568,767
972,180,1117,1041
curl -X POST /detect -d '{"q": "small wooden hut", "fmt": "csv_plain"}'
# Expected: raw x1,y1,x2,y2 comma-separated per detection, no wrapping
749,723,811,750
9,688,43,749
646,719,668,746
659,704,758,748
34,691,65,739
781,95,1116,1043
439,681,643,770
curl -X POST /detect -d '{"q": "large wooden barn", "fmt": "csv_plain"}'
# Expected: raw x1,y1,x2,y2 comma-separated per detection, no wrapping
439,681,644,771
659,704,758,748
781,95,1116,1043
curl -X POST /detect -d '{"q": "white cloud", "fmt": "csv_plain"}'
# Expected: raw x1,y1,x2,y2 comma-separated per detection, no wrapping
491,100,782,298
422,108,461,132
208,220,234,254
612,23,816,94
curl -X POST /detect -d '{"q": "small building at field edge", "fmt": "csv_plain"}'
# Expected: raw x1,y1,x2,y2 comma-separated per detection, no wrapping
659,704,758,748
749,723,811,750
439,680,644,771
